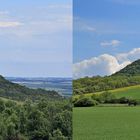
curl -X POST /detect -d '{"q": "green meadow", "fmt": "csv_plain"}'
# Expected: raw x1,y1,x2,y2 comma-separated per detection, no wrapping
73,107,140,140
73,85,140,140
112,85,140,99
74,85,140,99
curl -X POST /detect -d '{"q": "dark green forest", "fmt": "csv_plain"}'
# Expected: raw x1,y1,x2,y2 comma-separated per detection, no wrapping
73,59,140,95
0,75,72,140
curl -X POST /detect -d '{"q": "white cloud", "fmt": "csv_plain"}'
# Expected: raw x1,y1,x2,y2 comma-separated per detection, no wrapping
0,21,23,28
48,4,72,9
73,48,140,78
117,48,140,62
73,54,130,78
84,26,96,32
0,5,72,37
74,17,96,32
0,11,9,16
100,40,121,47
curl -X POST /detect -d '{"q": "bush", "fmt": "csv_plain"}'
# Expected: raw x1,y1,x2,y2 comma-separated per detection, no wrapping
128,99,137,106
91,91,117,104
119,97,129,104
74,97,98,107
106,98,119,104
135,99,140,105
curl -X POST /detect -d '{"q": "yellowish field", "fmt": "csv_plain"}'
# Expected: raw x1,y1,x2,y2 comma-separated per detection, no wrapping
74,85,140,99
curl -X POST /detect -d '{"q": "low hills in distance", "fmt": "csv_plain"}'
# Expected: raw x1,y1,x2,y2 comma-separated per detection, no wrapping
0,75,61,101
73,59,140,95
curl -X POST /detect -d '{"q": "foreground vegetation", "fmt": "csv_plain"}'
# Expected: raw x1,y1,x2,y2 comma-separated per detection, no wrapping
0,75,72,139
73,107,140,140
0,98,72,140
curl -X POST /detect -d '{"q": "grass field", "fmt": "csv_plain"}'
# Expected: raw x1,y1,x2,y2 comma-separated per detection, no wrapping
74,85,140,99
112,86,140,99
73,107,140,140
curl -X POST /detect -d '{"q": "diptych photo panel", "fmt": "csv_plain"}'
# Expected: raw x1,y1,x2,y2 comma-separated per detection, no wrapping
73,0,140,140
0,0,140,140
0,0,72,140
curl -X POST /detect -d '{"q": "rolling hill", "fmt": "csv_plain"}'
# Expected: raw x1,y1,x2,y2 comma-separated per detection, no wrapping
73,59,140,95
114,59,140,76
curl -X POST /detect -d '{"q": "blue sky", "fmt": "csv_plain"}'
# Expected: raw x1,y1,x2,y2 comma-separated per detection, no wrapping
0,0,72,77
73,0,140,78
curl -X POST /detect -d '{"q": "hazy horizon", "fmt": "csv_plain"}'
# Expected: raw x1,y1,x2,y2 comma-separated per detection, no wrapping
0,0,72,77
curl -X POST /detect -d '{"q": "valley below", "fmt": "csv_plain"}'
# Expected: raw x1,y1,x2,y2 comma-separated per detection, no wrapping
0,75,72,139
6,77,72,97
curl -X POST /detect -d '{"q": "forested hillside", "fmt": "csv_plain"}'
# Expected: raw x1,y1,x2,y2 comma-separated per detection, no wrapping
0,75,60,101
73,59,140,95
114,59,140,76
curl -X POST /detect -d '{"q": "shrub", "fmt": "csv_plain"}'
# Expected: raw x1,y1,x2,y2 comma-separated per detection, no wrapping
135,99,140,105
128,99,137,106
92,91,117,103
74,97,98,107
118,97,129,104
106,98,119,104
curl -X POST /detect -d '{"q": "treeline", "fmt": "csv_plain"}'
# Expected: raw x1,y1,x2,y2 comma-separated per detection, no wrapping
73,75,140,95
0,98,72,140
73,92,140,107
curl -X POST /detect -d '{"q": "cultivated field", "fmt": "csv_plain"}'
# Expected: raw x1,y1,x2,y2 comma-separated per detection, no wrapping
73,107,140,140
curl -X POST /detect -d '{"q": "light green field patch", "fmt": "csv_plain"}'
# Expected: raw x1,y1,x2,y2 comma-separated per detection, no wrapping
74,85,140,99
112,85,140,99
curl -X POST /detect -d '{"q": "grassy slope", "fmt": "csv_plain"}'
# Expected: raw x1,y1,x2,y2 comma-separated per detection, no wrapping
73,107,140,140
112,85,140,99
74,85,140,99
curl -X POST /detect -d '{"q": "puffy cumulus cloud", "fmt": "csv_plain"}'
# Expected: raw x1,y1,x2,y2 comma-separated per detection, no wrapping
0,21,23,28
100,40,121,47
73,54,131,78
74,47,140,78
74,48,140,79
117,48,140,62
